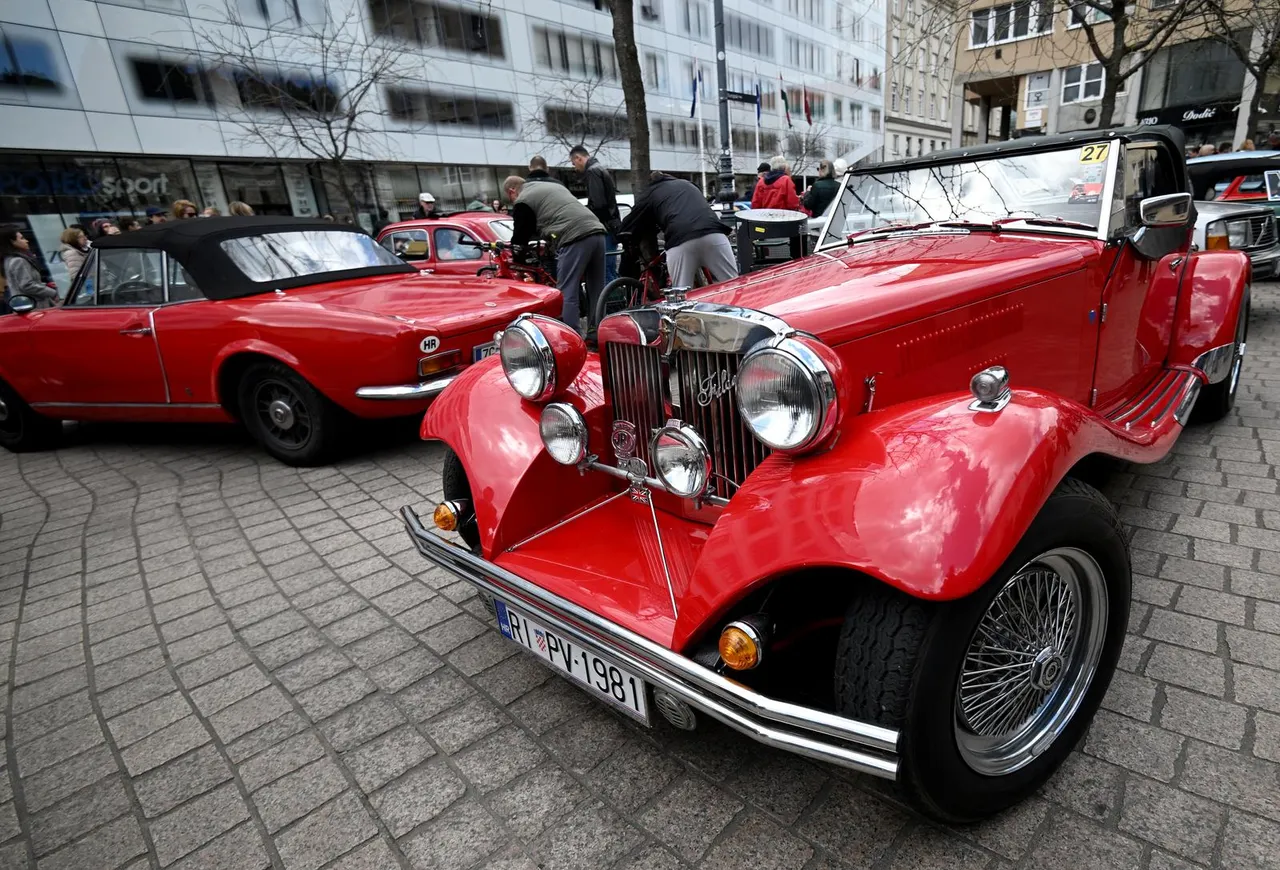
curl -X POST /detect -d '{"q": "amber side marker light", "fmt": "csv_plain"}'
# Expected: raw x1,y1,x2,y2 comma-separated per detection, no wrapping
419,350,461,378
718,621,765,670
433,501,460,532
1205,233,1230,250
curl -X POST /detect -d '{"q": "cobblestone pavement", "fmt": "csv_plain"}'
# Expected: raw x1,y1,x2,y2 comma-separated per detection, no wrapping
3,288,1280,870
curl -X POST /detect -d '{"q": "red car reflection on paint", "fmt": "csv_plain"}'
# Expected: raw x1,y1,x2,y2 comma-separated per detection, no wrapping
400,128,1250,822
0,216,559,465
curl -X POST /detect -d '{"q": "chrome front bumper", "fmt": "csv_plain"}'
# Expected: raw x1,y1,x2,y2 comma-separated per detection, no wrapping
1247,243,1280,280
399,506,901,779
356,375,456,400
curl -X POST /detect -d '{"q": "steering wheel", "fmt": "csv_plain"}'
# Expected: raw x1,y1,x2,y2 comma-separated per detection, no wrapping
108,280,163,304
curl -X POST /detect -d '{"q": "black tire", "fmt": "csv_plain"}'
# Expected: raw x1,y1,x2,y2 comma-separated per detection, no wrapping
1194,290,1249,423
477,265,497,278
237,361,347,466
834,477,1130,823
594,277,645,325
441,448,481,552
0,380,61,453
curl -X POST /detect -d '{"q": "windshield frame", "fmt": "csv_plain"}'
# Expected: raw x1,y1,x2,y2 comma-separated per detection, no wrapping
815,143,1120,252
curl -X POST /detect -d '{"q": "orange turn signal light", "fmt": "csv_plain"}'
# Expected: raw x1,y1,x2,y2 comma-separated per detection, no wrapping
419,350,461,377
718,622,763,670
1205,234,1230,251
433,502,459,532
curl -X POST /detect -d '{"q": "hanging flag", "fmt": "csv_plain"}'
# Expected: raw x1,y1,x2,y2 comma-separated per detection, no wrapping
803,83,812,126
754,83,761,126
689,65,698,119
779,73,791,128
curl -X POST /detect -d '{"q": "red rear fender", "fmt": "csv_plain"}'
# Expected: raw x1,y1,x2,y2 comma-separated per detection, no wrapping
1170,250,1250,371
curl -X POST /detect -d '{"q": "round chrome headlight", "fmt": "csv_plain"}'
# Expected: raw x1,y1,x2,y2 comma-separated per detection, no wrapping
650,423,711,499
736,338,836,452
539,403,588,465
500,317,555,401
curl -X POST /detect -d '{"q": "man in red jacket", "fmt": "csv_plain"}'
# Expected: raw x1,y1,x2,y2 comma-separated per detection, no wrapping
751,156,803,212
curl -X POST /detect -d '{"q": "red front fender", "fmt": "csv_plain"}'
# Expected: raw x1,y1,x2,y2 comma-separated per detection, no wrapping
1169,249,1250,370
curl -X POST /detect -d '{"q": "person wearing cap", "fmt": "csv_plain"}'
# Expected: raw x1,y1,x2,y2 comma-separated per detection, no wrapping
413,193,437,219
145,206,168,224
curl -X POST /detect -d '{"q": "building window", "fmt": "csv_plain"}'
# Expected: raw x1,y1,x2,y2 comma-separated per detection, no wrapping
386,88,514,130
367,0,506,59
834,100,843,123
532,26,618,80
643,51,667,93
870,107,881,128
1067,2,1110,27
233,70,340,114
917,89,924,117
724,12,772,59
903,91,910,114
130,58,214,105
545,105,627,140
970,0,1052,47
638,2,662,22
682,0,711,39
0,31,62,94
786,37,823,73
850,101,863,127
892,133,900,156
1061,62,1104,103
786,0,822,22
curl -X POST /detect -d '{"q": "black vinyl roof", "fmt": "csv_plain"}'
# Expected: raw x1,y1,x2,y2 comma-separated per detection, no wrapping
853,125,1188,175
93,215,415,299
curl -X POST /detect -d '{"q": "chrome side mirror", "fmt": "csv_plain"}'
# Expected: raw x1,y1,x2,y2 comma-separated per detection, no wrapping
7,295,35,314
1139,192,1192,227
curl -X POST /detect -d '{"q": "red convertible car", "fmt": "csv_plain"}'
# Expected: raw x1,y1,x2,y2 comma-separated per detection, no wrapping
400,127,1249,821
0,216,559,464
376,212,515,277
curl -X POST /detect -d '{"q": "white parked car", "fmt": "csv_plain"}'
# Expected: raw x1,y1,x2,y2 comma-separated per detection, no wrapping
1190,201,1280,280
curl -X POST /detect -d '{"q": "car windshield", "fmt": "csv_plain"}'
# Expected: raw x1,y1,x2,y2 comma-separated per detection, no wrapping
221,230,405,283
489,219,514,241
821,143,1110,247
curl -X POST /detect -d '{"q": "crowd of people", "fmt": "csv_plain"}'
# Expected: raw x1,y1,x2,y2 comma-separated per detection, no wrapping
1189,129,1280,158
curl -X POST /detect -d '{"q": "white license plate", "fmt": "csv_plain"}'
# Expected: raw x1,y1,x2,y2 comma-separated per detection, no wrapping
493,598,649,722
472,341,498,362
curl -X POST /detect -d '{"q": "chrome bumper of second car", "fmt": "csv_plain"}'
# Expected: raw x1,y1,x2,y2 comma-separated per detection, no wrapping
1246,241,1280,280
399,506,901,780
355,375,456,400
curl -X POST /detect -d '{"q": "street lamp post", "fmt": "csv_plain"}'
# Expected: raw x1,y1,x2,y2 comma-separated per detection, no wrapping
712,0,736,203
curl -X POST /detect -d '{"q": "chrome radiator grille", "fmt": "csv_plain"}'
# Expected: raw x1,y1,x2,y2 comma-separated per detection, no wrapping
1249,214,1277,249
673,350,770,500
604,342,769,500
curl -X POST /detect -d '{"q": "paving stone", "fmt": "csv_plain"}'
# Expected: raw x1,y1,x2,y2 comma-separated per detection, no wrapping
1102,670,1159,721
22,743,116,814
29,775,131,857
454,726,546,794
14,715,102,777
1023,811,1143,870
121,715,211,776
169,821,271,870
252,756,348,833
487,764,588,841
134,743,231,818
324,837,399,870
273,792,377,870
1257,711,1280,763
1227,626,1280,669
319,695,404,752
639,776,743,862
341,724,435,792
401,800,504,870
11,691,94,747
239,730,326,792
296,669,376,721
38,815,147,870
374,759,467,837
422,693,506,754
275,647,352,694
1118,775,1224,863
1144,609,1221,652
1160,686,1249,749
226,713,309,764
342,627,417,670
1145,642,1227,696
884,824,990,870
209,687,293,744
589,736,686,815
108,692,192,747
1084,710,1184,782
369,647,442,694
150,781,251,866
189,665,272,717
1220,810,1280,870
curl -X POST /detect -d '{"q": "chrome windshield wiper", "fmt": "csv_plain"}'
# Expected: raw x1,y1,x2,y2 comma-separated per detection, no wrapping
994,216,1097,232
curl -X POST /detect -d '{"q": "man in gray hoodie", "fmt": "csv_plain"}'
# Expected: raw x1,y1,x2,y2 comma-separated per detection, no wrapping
504,174,607,333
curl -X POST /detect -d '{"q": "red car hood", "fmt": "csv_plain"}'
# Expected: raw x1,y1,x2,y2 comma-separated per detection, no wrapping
291,274,559,334
691,232,1098,345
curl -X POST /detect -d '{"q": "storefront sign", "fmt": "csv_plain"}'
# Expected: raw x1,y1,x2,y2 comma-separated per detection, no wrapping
1136,101,1237,129
0,169,171,198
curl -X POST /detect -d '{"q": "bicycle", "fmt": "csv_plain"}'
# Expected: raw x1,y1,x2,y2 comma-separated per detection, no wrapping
593,238,714,326
473,240,556,286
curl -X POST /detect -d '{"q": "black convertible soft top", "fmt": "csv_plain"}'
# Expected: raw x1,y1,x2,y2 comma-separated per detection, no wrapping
854,125,1188,175
92,215,415,300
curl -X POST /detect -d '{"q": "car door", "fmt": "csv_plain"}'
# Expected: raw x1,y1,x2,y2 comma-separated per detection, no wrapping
1091,142,1184,412
430,226,487,277
23,247,169,408
379,229,435,275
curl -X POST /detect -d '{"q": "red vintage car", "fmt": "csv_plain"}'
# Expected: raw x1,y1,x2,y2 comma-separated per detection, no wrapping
0,216,559,465
376,212,515,278
400,127,1249,821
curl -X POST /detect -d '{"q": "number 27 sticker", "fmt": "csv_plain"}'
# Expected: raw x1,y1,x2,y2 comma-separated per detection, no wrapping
1079,143,1110,163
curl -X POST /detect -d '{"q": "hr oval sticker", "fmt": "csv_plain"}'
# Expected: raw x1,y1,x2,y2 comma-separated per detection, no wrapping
420,336,441,353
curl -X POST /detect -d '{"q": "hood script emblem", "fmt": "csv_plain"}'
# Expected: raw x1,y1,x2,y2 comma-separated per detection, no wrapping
696,370,736,406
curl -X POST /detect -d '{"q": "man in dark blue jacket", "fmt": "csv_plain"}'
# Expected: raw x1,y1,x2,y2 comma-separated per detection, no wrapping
620,172,738,288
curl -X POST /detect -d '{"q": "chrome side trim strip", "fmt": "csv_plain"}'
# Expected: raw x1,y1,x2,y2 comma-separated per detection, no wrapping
1192,340,1237,385
355,376,456,400
148,308,171,403
400,507,900,778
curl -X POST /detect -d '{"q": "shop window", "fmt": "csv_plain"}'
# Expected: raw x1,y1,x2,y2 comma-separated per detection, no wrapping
131,58,214,105
368,0,506,60
386,88,514,130
0,31,62,93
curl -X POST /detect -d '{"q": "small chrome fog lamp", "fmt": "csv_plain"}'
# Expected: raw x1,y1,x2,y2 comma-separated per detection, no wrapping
969,366,1011,412
649,421,711,500
539,403,588,465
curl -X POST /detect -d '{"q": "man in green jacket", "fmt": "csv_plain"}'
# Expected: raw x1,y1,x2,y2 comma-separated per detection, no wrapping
504,174,607,333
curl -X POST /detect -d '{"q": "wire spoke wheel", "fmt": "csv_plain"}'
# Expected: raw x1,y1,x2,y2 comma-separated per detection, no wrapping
954,547,1109,776
252,378,313,449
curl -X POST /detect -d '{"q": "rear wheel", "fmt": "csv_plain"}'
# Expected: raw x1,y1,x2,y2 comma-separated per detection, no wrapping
833,478,1129,822
0,381,61,453
1194,290,1249,422
477,265,498,278
594,277,645,325
238,361,346,466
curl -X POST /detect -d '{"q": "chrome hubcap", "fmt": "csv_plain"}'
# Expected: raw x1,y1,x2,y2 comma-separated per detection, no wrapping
268,399,295,430
954,547,1108,776
0,396,8,422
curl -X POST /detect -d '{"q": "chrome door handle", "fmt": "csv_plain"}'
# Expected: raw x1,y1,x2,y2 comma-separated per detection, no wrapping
120,326,152,336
